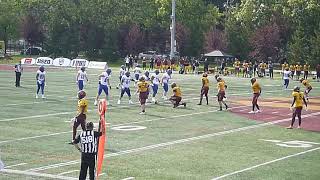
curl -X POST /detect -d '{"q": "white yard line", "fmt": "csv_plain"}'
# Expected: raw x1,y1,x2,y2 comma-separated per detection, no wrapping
121,177,135,180
4,163,28,168
0,104,249,144
211,147,320,180
0,168,77,180
57,170,79,176
27,112,320,172
0,89,283,121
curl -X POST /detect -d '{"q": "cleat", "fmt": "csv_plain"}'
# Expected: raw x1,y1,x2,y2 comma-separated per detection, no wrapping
41,95,45,99
286,126,293,129
139,112,145,115
68,141,75,145
129,100,133,104
197,103,202,105
117,100,121,105
297,126,301,129
248,111,256,114
94,100,98,106
35,94,39,99
256,110,262,113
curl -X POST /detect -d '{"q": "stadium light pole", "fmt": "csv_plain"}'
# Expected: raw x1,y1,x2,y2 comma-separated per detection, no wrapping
170,0,176,60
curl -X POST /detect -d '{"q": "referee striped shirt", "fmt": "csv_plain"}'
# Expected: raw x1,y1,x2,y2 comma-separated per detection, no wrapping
74,130,102,154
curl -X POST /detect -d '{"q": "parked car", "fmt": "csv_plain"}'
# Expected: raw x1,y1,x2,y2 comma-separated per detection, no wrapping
162,51,180,59
21,47,46,55
138,51,162,59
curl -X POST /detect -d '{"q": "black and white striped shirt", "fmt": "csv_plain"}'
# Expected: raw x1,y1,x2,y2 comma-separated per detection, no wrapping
74,130,102,154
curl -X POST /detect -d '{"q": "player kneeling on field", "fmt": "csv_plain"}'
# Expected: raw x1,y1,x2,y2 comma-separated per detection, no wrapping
287,86,308,129
136,76,149,114
169,83,186,108
70,90,88,144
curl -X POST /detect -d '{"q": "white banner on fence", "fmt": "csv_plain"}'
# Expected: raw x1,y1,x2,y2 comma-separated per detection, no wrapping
53,58,71,67
88,61,107,69
36,57,53,66
71,59,89,67
21,58,35,65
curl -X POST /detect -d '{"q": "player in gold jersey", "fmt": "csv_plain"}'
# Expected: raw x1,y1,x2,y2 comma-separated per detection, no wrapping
300,78,313,102
287,86,307,129
136,76,149,114
216,77,228,111
70,90,88,143
197,73,209,105
169,83,186,108
249,78,262,114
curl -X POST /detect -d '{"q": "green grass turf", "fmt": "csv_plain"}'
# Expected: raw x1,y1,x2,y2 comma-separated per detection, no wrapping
0,67,319,180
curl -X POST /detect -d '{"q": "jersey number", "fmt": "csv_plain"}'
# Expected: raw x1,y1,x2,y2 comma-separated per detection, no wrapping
81,136,93,143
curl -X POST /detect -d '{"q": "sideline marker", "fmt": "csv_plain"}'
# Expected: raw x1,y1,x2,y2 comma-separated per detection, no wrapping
96,99,107,179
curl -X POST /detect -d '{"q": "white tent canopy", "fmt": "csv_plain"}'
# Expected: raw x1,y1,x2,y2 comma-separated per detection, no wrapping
204,50,234,57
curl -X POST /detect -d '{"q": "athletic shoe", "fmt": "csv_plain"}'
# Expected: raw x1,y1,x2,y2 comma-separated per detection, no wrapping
94,100,98,106
35,94,39,99
41,95,45,99
139,112,145,115
256,110,262,113
248,111,255,114
129,100,133,104
117,100,121,105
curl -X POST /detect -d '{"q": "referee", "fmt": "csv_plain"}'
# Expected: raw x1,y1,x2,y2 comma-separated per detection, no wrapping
14,62,23,87
73,122,102,180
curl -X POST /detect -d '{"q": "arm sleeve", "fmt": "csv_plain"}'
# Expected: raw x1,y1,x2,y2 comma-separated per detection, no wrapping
95,131,102,137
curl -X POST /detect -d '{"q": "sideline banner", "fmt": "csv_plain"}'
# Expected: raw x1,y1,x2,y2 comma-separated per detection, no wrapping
21,58,36,65
96,99,107,179
36,57,53,66
88,61,107,69
53,58,71,67
71,59,89,67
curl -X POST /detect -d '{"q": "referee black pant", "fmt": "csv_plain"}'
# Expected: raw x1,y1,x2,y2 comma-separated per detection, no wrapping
15,72,21,87
79,153,96,180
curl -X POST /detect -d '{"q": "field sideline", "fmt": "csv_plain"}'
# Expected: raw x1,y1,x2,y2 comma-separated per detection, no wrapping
0,65,320,180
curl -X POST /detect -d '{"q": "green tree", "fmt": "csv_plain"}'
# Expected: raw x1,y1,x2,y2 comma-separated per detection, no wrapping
0,0,20,54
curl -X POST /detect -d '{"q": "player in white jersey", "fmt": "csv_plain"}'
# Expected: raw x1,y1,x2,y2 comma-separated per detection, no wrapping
36,66,46,99
161,69,172,100
76,67,89,91
118,71,134,104
283,67,291,89
117,65,126,89
133,65,142,86
94,68,112,106
150,70,160,104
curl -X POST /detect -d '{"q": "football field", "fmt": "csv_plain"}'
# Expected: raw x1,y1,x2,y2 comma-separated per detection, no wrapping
0,65,320,180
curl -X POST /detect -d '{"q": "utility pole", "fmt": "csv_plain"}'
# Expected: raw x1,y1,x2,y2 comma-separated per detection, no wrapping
170,0,176,60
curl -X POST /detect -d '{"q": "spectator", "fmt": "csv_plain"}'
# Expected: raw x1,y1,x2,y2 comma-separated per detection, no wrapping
316,63,320,82
204,58,209,73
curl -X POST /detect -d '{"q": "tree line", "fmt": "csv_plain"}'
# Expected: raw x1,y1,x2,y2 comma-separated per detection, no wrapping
0,0,319,66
